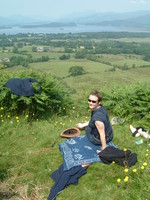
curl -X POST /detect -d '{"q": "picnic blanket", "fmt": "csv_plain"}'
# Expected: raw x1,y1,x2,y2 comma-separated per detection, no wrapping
59,135,117,170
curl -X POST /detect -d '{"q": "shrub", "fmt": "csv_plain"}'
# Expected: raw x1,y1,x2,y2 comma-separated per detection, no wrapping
103,83,150,128
59,54,70,60
68,66,86,76
0,70,73,117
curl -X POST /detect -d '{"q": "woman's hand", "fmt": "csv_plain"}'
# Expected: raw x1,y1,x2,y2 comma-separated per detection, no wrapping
76,121,89,129
76,123,84,129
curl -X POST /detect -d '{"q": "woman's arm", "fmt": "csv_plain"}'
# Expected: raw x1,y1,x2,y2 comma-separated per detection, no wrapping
95,121,106,150
76,121,89,129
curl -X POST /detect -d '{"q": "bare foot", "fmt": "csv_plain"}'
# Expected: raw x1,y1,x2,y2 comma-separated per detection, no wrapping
96,150,101,153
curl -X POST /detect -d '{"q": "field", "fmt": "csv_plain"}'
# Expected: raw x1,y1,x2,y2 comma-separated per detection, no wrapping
10,56,150,96
0,33,150,200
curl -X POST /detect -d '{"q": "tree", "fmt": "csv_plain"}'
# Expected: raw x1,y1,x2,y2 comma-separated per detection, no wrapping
68,66,86,76
32,46,37,52
41,56,49,62
74,51,86,59
143,54,150,61
0,64,5,69
12,47,19,53
17,42,24,48
2,46,6,52
59,54,70,60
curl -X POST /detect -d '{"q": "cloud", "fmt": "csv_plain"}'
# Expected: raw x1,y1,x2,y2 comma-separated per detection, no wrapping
139,0,146,3
130,0,137,4
130,0,147,4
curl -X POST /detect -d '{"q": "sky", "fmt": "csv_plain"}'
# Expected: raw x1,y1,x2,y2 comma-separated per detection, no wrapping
0,0,150,19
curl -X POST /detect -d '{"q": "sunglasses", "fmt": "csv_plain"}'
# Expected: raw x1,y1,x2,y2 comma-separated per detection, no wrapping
88,99,97,104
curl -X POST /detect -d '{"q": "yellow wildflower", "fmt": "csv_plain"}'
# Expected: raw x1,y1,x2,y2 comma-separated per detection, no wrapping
117,178,121,183
143,162,147,166
133,169,137,173
124,148,127,152
124,168,128,173
146,153,149,157
16,116,19,119
124,176,129,182
141,166,144,170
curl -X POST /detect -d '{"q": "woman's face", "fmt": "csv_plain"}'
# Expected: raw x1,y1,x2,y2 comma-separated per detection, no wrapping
88,95,100,110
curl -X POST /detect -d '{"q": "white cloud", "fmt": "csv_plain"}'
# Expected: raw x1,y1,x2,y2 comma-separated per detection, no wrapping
130,0,137,4
139,0,146,4
130,0,147,4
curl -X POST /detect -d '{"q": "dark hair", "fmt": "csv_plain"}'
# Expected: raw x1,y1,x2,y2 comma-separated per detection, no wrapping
90,90,103,102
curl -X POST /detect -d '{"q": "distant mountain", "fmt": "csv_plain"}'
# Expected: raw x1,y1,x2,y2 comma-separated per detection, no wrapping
20,22,76,28
0,15,53,26
95,14,150,27
58,10,150,24
0,16,16,26
0,10,150,28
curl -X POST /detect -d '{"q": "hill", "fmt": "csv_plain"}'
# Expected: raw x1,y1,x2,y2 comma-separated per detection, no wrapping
0,10,150,29
92,14,150,27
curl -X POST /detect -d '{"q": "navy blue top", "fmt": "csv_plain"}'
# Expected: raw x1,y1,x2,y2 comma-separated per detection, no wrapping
86,106,113,145
5,78,41,96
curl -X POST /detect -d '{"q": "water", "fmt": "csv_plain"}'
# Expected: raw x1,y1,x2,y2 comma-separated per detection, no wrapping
0,24,150,35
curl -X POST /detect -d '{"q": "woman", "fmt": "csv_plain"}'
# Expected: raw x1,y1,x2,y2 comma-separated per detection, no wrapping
77,90,113,151
59,90,115,170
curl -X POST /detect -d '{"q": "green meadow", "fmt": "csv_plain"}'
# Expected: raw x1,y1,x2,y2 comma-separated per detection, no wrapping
0,32,150,200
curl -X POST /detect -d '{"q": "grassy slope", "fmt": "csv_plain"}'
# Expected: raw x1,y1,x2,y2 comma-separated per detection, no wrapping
0,113,150,200
29,58,150,96
0,37,150,199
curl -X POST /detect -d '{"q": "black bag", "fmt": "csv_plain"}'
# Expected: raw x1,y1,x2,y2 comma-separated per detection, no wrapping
113,152,137,167
99,146,137,167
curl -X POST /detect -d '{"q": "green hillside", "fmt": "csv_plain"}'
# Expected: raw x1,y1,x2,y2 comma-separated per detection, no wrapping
0,32,150,200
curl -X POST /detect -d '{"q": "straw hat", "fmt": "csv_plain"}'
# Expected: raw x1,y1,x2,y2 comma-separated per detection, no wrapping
60,127,81,138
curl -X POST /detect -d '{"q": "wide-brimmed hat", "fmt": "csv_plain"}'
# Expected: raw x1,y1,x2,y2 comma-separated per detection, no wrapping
60,127,81,138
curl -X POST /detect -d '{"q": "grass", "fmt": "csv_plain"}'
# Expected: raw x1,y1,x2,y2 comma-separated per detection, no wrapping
0,108,150,200
0,35,150,199
28,58,150,96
